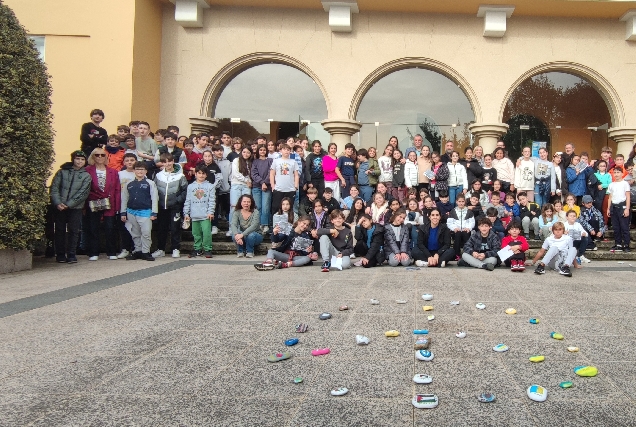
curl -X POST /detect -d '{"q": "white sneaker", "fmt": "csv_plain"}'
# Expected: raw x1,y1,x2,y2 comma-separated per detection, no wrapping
349,254,356,260
246,252,254,258
237,252,244,258
226,231,232,237
172,249,180,258
262,226,269,234
88,256,98,261
116,249,129,259
152,249,165,258
415,260,428,267
108,256,117,260
211,226,219,235
440,261,446,268
580,255,591,263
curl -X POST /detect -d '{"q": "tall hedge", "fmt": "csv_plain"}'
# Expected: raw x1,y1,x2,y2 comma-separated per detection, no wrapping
0,1,54,250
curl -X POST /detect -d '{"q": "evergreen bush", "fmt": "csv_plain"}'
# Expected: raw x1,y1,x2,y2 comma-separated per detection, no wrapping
0,1,54,250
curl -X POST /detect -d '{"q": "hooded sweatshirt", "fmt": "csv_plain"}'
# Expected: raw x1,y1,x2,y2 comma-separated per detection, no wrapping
183,180,216,221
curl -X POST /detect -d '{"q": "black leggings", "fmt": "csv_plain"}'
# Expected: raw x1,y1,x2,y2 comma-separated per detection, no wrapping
452,231,471,255
353,241,384,268
411,247,456,266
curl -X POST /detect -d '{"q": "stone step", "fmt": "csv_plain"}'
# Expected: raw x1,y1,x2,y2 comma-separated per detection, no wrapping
526,248,636,261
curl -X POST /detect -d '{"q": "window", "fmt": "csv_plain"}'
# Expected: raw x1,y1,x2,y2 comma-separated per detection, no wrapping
29,36,45,61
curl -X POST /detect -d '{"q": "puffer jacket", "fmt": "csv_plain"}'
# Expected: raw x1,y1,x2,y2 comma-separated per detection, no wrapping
384,223,411,255
50,162,92,209
463,229,501,259
154,164,188,209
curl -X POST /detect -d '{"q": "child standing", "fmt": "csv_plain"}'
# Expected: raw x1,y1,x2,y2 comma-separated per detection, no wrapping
106,135,125,171
500,220,529,271
391,150,406,203
356,149,375,204
531,222,576,277
116,153,138,259
336,143,357,199
184,165,216,258
120,162,158,261
404,150,419,192
607,166,631,252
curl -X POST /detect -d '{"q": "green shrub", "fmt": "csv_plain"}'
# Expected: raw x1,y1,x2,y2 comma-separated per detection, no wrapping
0,2,54,250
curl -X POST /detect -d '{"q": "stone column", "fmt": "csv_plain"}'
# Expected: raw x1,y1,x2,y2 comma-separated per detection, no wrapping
468,123,509,154
608,127,636,157
189,116,220,135
321,119,362,152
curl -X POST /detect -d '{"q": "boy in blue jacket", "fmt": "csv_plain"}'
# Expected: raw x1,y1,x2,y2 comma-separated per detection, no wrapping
184,165,216,258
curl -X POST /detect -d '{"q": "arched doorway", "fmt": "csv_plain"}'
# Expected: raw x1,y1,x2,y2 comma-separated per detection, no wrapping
502,71,614,160
354,67,476,155
213,63,329,143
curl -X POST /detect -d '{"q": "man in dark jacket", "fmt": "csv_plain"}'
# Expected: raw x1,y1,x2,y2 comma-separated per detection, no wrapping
458,217,501,270
353,215,385,268
50,151,92,263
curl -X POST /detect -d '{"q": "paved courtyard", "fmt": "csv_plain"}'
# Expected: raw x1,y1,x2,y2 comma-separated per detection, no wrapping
1,256,636,426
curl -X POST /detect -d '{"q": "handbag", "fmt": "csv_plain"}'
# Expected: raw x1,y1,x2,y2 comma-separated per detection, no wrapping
88,198,111,212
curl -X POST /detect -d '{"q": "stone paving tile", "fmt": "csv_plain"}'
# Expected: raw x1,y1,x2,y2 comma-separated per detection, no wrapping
0,257,635,425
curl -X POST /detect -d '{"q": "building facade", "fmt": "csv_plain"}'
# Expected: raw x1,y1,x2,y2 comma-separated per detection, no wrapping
9,0,636,171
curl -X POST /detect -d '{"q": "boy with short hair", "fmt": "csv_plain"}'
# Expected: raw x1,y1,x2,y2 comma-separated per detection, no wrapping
154,129,166,147
183,139,200,182
128,121,140,138
117,125,130,138
579,194,605,252
122,134,138,159
300,187,319,216
607,166,631,252
500,220,529,271
517,191,540,240
116,153,138,259
184,165,216,258
531,222,576,277
458,217,501,271
356,148,374,204
121,162,158,261
503,192,520,227
609,154,629,181
336,143,357,199
105,134,126,171
155,132,187,170
564,209,589,265
322,187,340,214
489,192,505,219
270,143,299,215
486,207,505,239
435,190,454,223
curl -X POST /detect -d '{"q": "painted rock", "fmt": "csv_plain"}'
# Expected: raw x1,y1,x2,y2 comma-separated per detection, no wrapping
505,308,517,315
319,312,332,320
414,337,430,349
356,335,370,345
413,374,433,384
422,294,433,301
567,346,579,352
476,303,486,310
450,301,460,305
527,384,548,402
550,332,564,340
293,377,303,384
284,338,299,346
529,318,540,324
529,355,545,363
338,305,349,311
559,381,573,389
370,299,380,305
422,305,434,311
413,329,429,335
427,315,435,321
396,300,408,304
412,394,438,409
574,366,598,377
477,392,496,403
456,331,466,338
415,350,434,361
331,387,348,396
493,343,509,352
385,330,400,337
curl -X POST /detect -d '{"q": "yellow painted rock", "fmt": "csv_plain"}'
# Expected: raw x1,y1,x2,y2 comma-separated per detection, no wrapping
567,346,579,352
422,306,434,311
529,355,545,363
505,308,517,315
385,330,400,337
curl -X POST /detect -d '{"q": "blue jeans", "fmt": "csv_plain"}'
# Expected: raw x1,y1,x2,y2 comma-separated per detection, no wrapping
229,184,250,220
573,236,589,257
534,180,551,207
448,185,463,205
233,232,264,254
252,187,272,226
359,185,373,204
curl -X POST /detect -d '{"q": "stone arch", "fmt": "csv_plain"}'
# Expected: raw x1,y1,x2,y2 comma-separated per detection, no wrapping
349,57,482,122
200,52,331,118
499,61,625,128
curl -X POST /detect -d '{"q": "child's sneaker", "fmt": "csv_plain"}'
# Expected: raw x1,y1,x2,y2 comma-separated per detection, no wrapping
204,251,213,258
610,245,622,252
415,260,428,267
517,260,526,271
624,247,631,253
534,263,545,274
254,263,275,271
510,259,518,271
579,255,591,263
321,261,331,272
189,249,203,258
353,260,363,267
559,264,572,277
280,261,292,269
211,226,219,235
482,263,495,271
151,249,165,258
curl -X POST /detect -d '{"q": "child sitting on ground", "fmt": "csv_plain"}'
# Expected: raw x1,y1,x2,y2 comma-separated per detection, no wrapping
467,192,485,228
299,187,319,216
315,210,353,272
353,214,385,268
435,190,454,223
500,220,529,271
538,203,557,240
518,191,540,240
183,165,216,258
485,207,505,239
564,209,589,266
255,215,316,270
579,195,605,251
271,197,298,248
458,217,501,271
502,192,520,227
530,221,576,277
322,187,340,214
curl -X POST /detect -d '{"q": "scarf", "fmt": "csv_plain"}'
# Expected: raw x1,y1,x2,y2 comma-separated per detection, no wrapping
366,225,375,248
370,202,388,224
105,145,120,154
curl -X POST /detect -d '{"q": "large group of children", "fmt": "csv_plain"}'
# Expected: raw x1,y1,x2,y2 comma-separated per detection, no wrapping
50,109,634,276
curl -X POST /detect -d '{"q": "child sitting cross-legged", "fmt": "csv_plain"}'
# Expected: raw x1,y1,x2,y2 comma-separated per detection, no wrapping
314,209,353,272
255,215,316,271
500,220,529,271
564,210,589,267
530,221,576,277
458,217,501,271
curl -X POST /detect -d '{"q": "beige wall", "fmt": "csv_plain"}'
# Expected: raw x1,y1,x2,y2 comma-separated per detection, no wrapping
159,6,636,153
6,0,161,175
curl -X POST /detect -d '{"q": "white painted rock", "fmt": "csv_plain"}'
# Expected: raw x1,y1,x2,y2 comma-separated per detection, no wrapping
413,374,433,384
331,387,349,396
412,394,438,408
456,331,467,338
415,350,434,361
527,385,548,402
422,294,433,301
